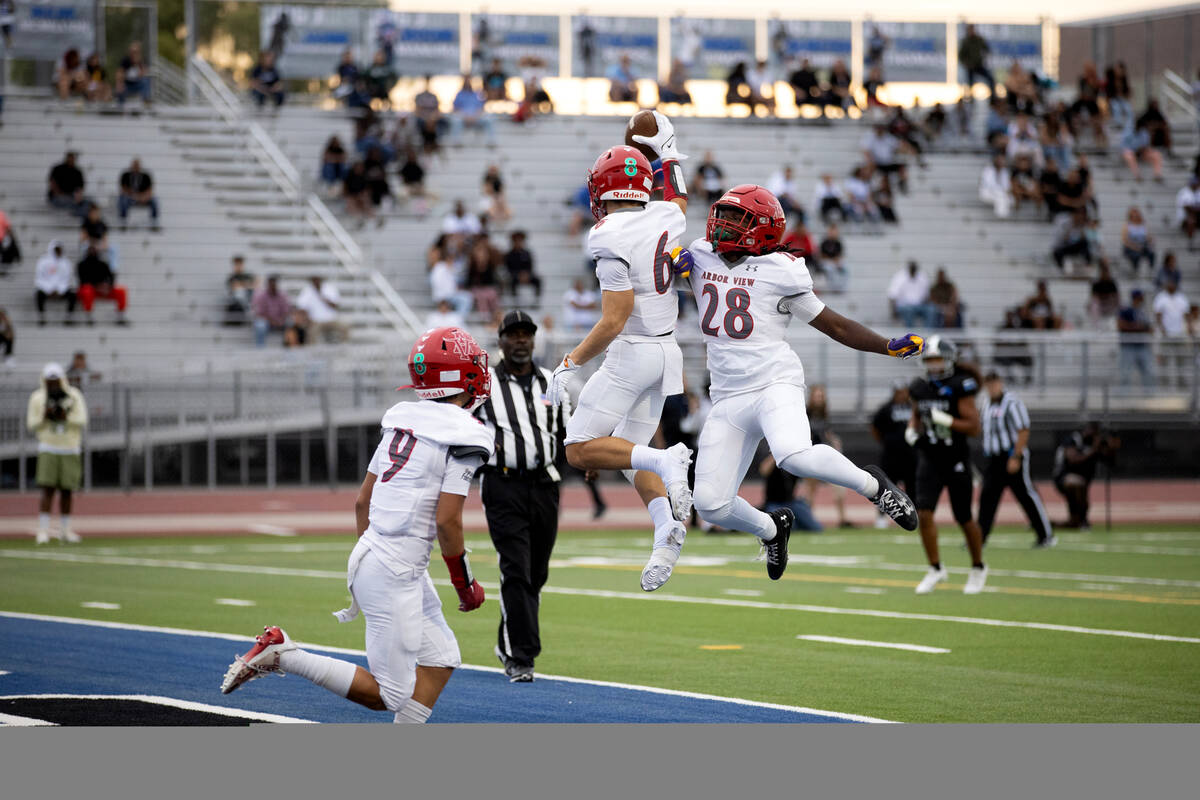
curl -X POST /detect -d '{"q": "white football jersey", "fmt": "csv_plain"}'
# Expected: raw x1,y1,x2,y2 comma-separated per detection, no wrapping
686,239,826,403
587,200,687,337
362,400,493,574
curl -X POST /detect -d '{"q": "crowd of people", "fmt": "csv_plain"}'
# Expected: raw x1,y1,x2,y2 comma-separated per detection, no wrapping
53,43,153,108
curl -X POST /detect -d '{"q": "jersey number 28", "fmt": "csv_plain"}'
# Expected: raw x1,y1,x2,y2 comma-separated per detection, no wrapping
700,284,754,340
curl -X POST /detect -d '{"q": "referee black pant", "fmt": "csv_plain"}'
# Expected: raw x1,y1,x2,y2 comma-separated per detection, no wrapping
480,470,560,668
978,454,1052,543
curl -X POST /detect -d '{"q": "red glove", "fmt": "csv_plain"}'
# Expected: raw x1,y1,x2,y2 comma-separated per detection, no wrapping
443,551,485,612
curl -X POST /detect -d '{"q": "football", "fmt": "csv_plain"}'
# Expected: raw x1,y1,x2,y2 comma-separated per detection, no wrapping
625,110,659,163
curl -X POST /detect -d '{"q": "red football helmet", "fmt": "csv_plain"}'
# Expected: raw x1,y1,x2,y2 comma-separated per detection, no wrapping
399,327,491,408
587,145,654,221
705,184,787,256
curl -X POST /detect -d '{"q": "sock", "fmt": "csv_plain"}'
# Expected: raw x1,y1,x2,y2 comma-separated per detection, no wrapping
699,496,776,541
278,649,356,698
630,445,665,475
647,497,674,531
60,514,71,532
780,445,875,498
38,513,50,531
972,562,985,570
931,562,942,571
394,699,433,724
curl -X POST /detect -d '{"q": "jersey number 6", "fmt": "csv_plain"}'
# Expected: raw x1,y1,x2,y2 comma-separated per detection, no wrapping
652,232,673,295
381,428,417,482
700,285,754,340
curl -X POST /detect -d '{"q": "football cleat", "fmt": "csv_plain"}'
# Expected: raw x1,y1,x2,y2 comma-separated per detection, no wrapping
662,442,694,521
220,626,296,694
35,528,50,545
915,565,948,595
762,508,794,580
641,522,686,592
1033,535,1058,549
865,465,918,531
60,529,82,544
963,565,989,595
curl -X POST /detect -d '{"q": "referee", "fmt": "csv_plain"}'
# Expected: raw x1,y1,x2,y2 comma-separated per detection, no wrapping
474,310,566,683
978,371,1054,548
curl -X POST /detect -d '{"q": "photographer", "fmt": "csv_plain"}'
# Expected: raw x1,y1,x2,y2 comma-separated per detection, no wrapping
26,363,88,544
1052,422,1117,531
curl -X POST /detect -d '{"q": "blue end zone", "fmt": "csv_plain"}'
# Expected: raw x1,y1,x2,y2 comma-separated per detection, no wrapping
0,616,867,723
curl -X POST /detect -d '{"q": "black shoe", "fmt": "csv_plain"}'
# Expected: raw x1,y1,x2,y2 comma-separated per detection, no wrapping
592,502,607,520
865,465,918,531
764,508,793,580
508,663,534,683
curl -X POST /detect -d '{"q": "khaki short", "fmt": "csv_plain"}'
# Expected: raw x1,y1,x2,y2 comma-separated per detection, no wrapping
36,452,82,491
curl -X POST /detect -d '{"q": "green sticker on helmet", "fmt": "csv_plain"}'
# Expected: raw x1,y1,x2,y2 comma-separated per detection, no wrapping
624,156,638,176
413,352,427,375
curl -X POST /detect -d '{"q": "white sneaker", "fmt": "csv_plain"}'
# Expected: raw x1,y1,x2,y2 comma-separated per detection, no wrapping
35,528,50,545
963,565,989,595
873,513,889,530
915,566,948,595
60,529,82,544
662,443,694,521
220,626,297,694
641,522,686,592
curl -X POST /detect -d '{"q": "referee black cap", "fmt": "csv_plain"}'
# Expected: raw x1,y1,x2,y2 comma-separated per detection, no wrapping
499,310,538,336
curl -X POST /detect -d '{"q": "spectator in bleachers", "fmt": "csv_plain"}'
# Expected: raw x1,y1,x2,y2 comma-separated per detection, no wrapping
224,255,256,326
342,161,375,228
0,307,13,364
819,225,847,293
465,238,502,316
724,62,752,111
1120,207,1156,276
985,97,1011,152
364,50,397,107
47,152,88,217
54,49,86,100
563,277,600,332
1120,118,1164,183
824,60,854,115
842,166,878,225
872,174,899,224
516,55,553,119
766,165,803,222
250,51,285,110
362,145,391,214
1006,112,1043,168
115,42,151,107
1104,62,1133,130
1175,176,1200,249
397,145,428,216
958,24,994,97
1067,62,1107,147
922,102,948,144
117,159,160,231
781,220,817,263
887,105,928,166
1038,108,1073,171
79,204,115,271
566,184,592,237
482,58,509,102
414,75,444,154
283,309,308,348
1010,153,1041,215
694,152,726,205
1003,61,1038,114
295,275,349,344
1156,252,1182,291
332,49,359,104
658,59,692,106
1088,260,1121,324
865,25,888,71
1117,289,1154,388
1056,166,1090,218
34,242,76,326
1052,208,1093,271
812,173,844,225
251,276,291,347
929,268,963,328
745,60,776,115
479,165,511,225
76,246,127,325
503,230,541,300
429,242,473,317
860,124,909,194
442,199,482,240
66,351,101,390
887,261,934,328
1020,280,1061,330
0,209,20,270
1137,99,1172,156
1154,279,1192,387
319,136,348,196
426,298,465,329
451,75,497,147
863,66,886,110
995,307,1034,384
788,59,823,115
79,53,111,103
979,153,1013,218
1038,157,1064,220
607,54,638,103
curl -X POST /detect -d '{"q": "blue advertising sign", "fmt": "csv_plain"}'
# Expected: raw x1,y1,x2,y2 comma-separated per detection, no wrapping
572,15,657,80
9,1,95,60
671,17,756,80
367,10,459,77
471,14,560,76
259,5,362,80
863,21,947,83
769,19,852,71
958,23,1042,80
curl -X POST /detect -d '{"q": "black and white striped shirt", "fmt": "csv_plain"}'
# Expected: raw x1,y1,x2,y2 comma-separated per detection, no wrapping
982,392,1031,456
474,360,568,481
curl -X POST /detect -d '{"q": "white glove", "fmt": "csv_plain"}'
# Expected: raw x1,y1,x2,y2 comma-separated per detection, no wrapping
546,355,579,409
904,426,920,447
929,408,954,439
631,110,688,162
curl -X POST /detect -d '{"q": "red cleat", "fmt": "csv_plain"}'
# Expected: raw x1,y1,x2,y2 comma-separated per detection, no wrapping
220,626,296,695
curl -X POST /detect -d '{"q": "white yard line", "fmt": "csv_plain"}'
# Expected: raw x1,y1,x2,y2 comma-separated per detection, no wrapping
797,635,950,654
79,602,120,610
4,552,1199,644
0,612,892,723
214,598,256,607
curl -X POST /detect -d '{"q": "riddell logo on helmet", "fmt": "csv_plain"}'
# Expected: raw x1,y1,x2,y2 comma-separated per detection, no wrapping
609,190,646,200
